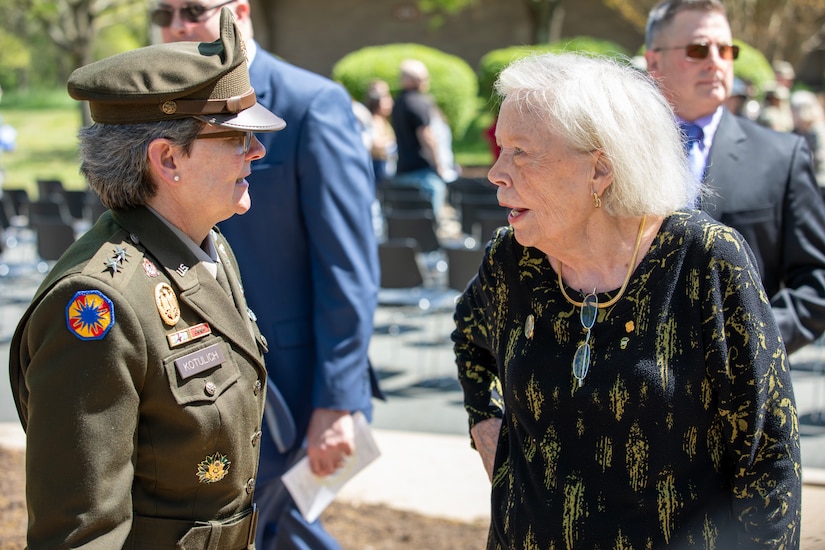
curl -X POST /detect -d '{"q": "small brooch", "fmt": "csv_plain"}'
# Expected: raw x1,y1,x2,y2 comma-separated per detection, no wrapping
525,314,535,339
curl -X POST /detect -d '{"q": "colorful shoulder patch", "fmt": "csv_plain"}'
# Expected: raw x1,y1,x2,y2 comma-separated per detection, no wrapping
66,290,115,341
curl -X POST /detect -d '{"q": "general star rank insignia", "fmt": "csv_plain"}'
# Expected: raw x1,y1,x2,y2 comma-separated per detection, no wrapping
66,290,115,341
197,452,230,483
154,283,181,326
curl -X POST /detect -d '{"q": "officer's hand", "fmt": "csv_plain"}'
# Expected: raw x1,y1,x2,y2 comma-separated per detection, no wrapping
306,408,354,477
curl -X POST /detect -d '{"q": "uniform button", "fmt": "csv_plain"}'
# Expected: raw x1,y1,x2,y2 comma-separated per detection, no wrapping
253,380,262,395
252,431,262,447
245,477,256,494
204,381,217,396
130,233,140,244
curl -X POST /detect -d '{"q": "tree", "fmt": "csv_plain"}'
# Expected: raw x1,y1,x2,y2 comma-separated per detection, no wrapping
13,0,147,124
418,0,567,43
603,0,825,70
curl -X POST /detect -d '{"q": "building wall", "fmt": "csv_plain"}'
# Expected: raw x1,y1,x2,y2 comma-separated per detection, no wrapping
249,0,645,78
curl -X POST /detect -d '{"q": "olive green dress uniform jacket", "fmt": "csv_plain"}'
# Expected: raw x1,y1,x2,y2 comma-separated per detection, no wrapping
10,206,269,549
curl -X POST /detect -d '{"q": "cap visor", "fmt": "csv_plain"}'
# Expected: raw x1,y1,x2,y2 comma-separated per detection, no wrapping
196,102,286,132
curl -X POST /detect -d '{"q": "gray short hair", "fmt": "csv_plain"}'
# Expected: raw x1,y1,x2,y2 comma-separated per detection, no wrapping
646,0,727,49
495,52,693,217
78,119,203,210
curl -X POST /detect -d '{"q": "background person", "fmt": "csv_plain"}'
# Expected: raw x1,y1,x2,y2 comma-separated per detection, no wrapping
153,0,383,547
9,11,287,547
791,89,825,190
364,78,397,186
644,0,825,354
455,51,800,549
391,58,448,217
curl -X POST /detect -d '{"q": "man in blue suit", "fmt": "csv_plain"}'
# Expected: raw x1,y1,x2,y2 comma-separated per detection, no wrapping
645,0,825,354
154,1,381,547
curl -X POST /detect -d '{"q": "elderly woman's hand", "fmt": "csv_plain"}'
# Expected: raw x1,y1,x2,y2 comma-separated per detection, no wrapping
471,417,503,482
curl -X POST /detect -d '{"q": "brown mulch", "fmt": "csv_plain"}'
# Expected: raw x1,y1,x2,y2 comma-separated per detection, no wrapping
0,446,488,550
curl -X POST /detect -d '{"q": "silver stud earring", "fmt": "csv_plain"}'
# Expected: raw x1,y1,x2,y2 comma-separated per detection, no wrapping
173,175,180,182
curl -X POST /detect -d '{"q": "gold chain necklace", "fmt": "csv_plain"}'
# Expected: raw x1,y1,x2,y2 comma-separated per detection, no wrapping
558,215,647,309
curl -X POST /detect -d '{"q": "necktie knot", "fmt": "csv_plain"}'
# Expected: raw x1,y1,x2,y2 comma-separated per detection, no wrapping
680,122,703,150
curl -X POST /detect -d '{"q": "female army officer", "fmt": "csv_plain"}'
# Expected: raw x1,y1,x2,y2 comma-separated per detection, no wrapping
9,10,291,549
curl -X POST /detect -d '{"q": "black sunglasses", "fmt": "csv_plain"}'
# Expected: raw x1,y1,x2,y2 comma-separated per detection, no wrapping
653,42,740,61
150,0,236,27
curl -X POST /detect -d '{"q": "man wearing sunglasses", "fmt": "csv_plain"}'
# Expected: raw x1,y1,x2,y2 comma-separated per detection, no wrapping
646,0,825,355
152,2,382,549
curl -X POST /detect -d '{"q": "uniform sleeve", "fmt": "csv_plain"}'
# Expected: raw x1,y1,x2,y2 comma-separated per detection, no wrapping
702,229,801,547
772,135,825,353
297,82,379,413
452,246,504,442
21,277,147,549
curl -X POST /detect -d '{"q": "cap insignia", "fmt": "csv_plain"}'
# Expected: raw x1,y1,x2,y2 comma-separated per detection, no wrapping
161,100,177,115
66,290,115,341
155,282,181,326
197,452,230,483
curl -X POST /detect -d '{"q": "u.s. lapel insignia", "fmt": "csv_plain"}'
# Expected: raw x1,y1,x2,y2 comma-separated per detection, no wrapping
176,263,189,277
143,258,159,278
66,290,115,341
154,283,181,326
196,452,230,483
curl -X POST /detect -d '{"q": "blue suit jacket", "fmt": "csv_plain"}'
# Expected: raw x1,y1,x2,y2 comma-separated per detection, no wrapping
219,45,380,477
703,109,825,353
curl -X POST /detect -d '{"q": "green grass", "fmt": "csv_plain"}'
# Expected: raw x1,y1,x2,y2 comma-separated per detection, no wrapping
1,91,85,199
0,88,493,200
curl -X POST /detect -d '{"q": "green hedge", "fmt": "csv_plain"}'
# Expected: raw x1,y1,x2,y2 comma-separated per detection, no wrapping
332,43,479,139
732,40,775,96
478,37,631,113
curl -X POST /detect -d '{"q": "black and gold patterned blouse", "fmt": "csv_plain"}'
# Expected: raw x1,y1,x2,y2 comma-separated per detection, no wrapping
453,211,801,549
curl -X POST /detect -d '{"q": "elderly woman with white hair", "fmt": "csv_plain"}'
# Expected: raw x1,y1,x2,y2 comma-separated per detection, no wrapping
453,52,800,549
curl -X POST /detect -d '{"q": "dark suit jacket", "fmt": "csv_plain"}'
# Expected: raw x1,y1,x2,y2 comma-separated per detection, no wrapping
703,109,825,353
218,44,380,479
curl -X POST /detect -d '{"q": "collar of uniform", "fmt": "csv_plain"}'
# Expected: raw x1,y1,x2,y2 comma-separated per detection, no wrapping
146,205,221,279
110,207,204,291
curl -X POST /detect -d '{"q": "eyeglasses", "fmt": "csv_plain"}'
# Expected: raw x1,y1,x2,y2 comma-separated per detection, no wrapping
195,130,253,154
150,0,236,27
572,291,597,387
653,42,740,61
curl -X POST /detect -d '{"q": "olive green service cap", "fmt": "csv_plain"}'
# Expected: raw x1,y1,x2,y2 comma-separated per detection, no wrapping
67,8,285,132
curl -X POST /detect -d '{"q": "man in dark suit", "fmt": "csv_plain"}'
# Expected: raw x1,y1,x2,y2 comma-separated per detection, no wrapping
154,1,381,547
645,0,825,354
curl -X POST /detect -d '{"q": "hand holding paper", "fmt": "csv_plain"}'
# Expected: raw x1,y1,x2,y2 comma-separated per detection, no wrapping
281,411,381,522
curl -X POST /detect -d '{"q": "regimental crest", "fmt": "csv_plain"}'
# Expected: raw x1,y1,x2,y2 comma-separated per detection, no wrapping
66,290,115,341
154,283,181,326
197,452,231,483
143,257,159,278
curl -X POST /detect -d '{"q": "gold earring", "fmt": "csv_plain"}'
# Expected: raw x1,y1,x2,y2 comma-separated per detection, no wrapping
593,192,601,209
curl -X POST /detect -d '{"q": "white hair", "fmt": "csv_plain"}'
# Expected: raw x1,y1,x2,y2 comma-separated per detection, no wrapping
495,52,694,216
